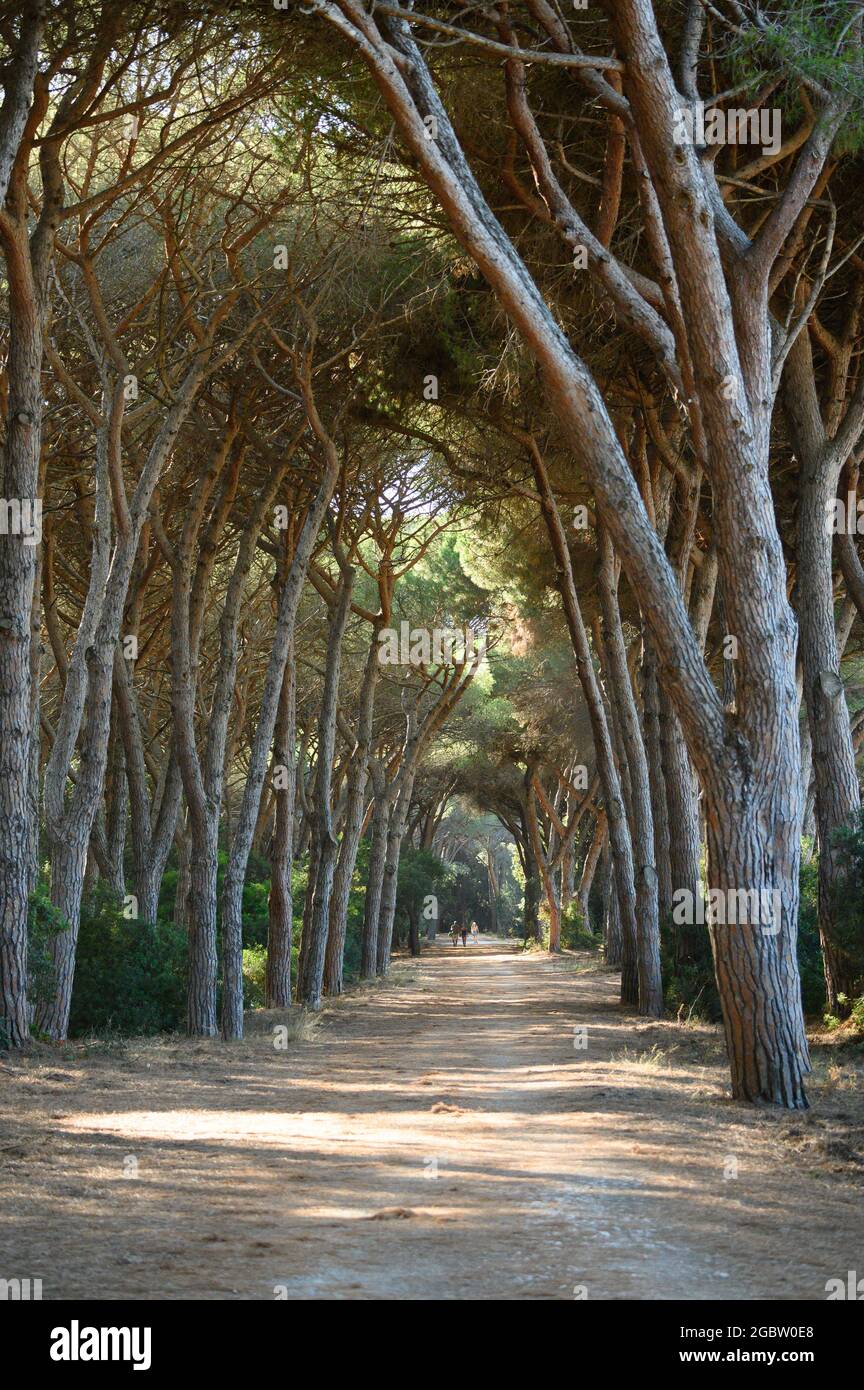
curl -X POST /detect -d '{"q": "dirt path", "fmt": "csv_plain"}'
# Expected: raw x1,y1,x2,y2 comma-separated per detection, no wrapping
2,939,862,1300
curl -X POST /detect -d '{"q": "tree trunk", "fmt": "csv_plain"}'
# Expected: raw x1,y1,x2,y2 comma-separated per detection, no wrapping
360,761,390,978
522,834,541,942
115,654,182,926
786,335,861,1010
408,906,420,957
324,633,379,995
174,824,192,927
34,836,86,1038
603,844,623,968
487,847,499,935
266,644,296,1008
524,768,560,950
296,570,353,1009
219,429,341,1038
0,231,43,1045
706,804,808,1107
529,451,638,1003
0,12,51,1043
578,813,606,932
659,690,704,965
186,822,219,1037
376,762,418,976
641,637,672,921
597,526,662,1016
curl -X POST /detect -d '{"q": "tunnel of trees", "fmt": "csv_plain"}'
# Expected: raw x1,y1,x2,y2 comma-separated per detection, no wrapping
2,0,864,1112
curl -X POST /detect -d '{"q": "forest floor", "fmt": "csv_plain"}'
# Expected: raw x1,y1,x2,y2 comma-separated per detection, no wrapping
2,937,863,1300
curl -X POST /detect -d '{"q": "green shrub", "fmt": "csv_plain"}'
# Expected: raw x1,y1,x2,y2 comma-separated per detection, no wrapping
23,836,419,1039
69,887,187,1036
1,885,70,1046
519,935,546,953
825,812,864,1001
797,852,827,1016
560,903,599,951
662,950,721,1022
660,911,720,1021
27,885,67,1009
241,852,272,948
242,945,268,1008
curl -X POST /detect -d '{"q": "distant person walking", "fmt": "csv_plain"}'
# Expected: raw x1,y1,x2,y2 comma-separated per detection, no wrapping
460,925,468,947
470,921,479,944
449,924,458,947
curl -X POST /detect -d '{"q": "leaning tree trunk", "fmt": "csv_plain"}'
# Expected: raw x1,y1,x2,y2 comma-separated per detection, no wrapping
786,334,862,1011
115,654,183,926
523,865,541,940
296,571,354,1010
597,526,662,1016
219,431,340,1038
660,690,704,966
324,634,380,995
266,644,296,1009
603,844,623,969
35,836,88,1038
530,453,639,1004
360,761,390,979
137,757,182,927
641,637,672,921
173,823,193,927
487,848,499,936
376,760,419,976
524,768,560,951
578,813,606,932
797,487,858,1010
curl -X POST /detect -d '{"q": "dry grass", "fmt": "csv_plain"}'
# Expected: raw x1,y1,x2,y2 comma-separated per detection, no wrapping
610,1042,677,1070
244,1006,322,1044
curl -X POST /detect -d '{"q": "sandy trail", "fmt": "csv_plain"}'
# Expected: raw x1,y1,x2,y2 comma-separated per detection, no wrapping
1,938,862,1300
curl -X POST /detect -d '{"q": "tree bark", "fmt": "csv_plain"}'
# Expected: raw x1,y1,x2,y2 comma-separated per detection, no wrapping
266,642,296,1008
360,759,390,978
528,449,639,1004
524,766,560,950
0,1,48,1046
219,405,341,1038
597,526,662,1015
324,631,380,995
786,332,862,1010
578,813,606,932
641,637,672,922
296,569,354,1009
